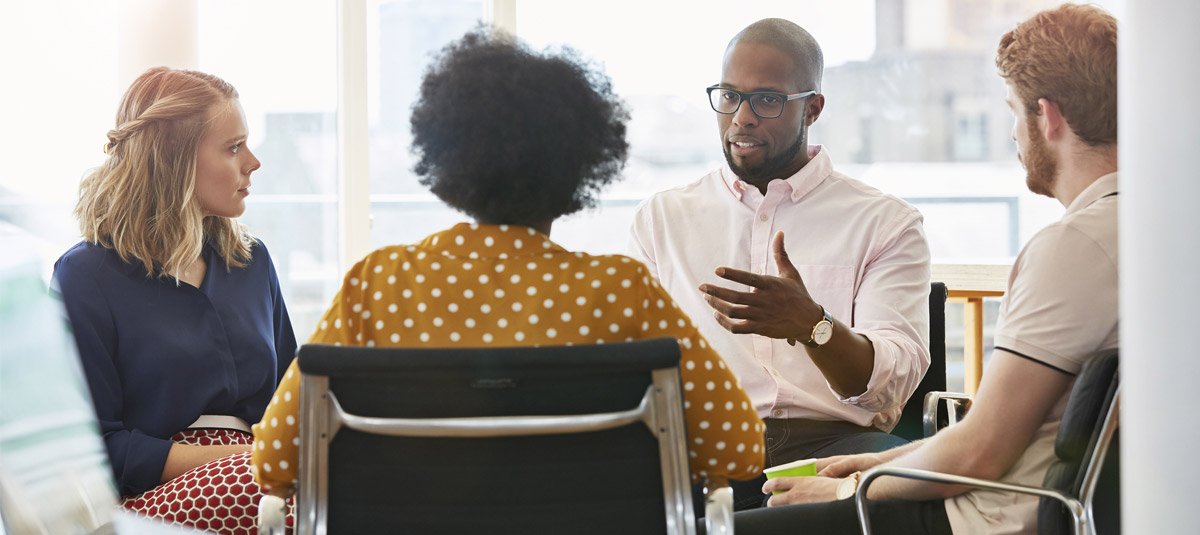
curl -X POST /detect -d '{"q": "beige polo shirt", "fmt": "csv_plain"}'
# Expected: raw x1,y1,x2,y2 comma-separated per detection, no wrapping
945,172,1119,534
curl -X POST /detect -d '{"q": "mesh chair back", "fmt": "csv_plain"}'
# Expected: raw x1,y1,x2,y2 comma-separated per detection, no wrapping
1038,349,1119,534
294,338,692,535
893,282,948,440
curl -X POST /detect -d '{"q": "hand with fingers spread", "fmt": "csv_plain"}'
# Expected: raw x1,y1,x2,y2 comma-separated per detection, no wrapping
699,230,824,343
699,230,877,396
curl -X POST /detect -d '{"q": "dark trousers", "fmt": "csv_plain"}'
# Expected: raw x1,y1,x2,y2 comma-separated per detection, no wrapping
711,497,953,535
695,418,910,512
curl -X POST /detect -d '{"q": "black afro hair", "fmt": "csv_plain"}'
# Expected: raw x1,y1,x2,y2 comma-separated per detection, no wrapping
410,26,630,225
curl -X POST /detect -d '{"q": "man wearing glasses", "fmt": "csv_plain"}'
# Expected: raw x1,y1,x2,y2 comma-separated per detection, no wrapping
629,18,931,510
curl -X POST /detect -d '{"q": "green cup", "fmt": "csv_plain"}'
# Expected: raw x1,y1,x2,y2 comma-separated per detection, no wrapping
763,458,818,494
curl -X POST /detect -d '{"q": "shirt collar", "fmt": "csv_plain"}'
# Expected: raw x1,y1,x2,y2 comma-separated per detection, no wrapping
419,222,568,259
1066,172,1119,214
720,145,834,203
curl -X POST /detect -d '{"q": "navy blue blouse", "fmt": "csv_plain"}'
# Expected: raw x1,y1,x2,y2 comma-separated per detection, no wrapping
53,239,297,497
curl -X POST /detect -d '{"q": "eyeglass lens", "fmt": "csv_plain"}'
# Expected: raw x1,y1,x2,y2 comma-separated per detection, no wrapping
709,89,786,118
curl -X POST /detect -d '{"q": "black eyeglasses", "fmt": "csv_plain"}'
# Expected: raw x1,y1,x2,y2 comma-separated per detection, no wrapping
706,85,817,119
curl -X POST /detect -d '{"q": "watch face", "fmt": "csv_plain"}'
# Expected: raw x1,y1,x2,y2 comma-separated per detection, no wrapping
813,321,833,345
836,475,857,500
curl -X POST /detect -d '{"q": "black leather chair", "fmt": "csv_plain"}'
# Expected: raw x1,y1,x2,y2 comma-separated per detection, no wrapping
277,338,732,535
891,282,948,441
857,349,1120,535
1039,350,1120,534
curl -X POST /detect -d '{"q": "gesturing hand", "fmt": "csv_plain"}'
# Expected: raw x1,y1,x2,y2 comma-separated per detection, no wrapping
699,231,823,342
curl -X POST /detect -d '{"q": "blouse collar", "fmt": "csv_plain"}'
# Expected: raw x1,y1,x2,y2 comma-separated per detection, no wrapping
419,222,568,259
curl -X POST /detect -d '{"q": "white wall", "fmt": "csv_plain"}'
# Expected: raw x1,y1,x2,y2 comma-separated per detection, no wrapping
1120,0,1200,532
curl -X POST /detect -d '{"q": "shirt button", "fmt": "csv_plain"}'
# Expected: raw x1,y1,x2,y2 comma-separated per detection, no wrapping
772,409,784,418
759,213,769,222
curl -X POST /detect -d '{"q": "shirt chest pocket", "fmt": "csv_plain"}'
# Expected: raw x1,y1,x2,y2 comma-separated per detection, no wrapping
795,265,857,326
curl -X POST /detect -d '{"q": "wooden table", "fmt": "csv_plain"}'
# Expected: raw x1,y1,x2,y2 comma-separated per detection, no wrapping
931,264,1011,394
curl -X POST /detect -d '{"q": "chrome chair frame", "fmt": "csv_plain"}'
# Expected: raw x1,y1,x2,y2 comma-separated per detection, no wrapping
921,391,973,437
292,363,725,535
856,387,1120,535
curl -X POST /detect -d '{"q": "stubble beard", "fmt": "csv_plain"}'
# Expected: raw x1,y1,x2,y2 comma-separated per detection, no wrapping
724,131,807,188
1021,117,1058,198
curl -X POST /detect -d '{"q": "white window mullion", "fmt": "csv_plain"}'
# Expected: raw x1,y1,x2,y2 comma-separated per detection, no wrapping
487,0,517,33
337,0,372,270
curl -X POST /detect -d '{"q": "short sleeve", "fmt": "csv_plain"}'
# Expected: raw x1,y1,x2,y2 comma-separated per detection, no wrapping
993,224,1118,374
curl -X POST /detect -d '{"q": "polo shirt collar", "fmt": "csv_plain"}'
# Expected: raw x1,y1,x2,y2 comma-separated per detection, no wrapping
1066,172,1119,214
720,145,834,203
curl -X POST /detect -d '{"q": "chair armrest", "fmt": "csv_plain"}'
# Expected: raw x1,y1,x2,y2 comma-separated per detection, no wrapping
258,494,287,535
922,391,973,437
853,467,1086,535
704,482,734,535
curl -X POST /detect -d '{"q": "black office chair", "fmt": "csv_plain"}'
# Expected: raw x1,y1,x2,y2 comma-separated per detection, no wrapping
279,338,732,535
857,349,1120,535
891,282,948,441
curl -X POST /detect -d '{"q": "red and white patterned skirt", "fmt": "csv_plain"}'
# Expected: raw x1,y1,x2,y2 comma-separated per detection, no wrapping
122,428,294,534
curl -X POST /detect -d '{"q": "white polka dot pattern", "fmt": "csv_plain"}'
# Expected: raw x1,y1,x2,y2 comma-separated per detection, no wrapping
253,223,765,493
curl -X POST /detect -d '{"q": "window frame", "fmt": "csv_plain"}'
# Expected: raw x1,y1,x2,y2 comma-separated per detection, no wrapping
336,0,512,270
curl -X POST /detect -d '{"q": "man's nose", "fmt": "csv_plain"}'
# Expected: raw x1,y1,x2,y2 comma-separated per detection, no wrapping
732,99,759,127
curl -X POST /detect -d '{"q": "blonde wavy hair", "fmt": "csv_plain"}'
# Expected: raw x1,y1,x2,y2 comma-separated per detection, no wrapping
76,67,253,280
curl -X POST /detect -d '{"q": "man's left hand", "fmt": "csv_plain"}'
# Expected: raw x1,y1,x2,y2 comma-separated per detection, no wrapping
762,475,842,507
699,231,822,343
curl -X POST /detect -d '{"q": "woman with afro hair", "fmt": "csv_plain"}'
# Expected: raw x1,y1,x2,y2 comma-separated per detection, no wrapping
253,26,765,503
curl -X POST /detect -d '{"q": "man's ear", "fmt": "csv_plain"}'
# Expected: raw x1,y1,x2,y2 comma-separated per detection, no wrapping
806,94,826,127
1037,98,1068,141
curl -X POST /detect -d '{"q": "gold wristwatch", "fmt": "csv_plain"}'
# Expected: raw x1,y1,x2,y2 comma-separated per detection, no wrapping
836,471,861,500
801,306,835,347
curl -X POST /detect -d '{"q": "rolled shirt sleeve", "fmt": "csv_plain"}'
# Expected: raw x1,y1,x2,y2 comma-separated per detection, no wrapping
832,214,931,421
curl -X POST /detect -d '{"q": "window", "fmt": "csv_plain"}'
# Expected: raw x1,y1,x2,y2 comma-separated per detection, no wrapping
505,0,1090,389
364,0,488,250
0,1,120,270
198,0,341,336
5,0,1124,390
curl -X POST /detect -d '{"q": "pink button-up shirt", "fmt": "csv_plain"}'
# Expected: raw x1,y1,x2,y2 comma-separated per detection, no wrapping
629,146,931,429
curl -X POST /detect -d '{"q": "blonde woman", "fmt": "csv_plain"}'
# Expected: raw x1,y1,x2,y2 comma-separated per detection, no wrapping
53,67,297,533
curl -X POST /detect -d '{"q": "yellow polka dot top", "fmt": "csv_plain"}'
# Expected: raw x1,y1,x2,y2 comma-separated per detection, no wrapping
252,223,765,494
